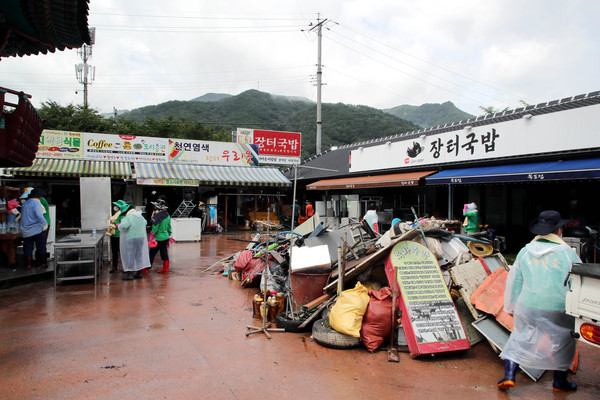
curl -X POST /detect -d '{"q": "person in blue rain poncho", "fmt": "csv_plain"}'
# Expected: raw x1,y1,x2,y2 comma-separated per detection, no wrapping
117,203,151,280
497,210,581,392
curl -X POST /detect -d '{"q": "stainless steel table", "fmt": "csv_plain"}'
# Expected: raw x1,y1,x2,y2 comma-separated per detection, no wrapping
54,232,104,287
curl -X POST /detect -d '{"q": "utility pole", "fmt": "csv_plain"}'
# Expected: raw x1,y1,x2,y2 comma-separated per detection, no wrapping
75,27,96,108
309,16,327,155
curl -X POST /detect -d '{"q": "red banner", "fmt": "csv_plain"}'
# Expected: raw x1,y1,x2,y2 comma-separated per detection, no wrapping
252,130,301,157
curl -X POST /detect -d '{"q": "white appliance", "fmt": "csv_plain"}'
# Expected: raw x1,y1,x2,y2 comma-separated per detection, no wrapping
171,218,202,241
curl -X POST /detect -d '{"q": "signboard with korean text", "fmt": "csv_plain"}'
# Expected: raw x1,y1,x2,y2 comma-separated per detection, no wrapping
236,128,301,165
83,133,169,163
385,240,469,358
136,178,199,187
36,130,83,159
168,139,258,166
350,104,600,173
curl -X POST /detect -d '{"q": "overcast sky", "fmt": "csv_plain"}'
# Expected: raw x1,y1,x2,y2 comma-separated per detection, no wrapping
1,0,599,118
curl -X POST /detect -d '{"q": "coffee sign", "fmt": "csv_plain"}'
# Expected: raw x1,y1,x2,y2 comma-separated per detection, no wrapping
83,133,169,163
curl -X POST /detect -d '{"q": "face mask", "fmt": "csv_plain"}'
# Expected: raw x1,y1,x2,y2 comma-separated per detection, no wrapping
113,206,120,212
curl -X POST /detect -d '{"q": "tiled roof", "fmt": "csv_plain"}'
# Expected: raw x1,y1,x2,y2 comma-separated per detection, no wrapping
286,90,600,181
0,0,91,58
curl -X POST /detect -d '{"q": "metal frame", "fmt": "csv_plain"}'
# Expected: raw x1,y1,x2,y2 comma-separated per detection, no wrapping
54,233,104,288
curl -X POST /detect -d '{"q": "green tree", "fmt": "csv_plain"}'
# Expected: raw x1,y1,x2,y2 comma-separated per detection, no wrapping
479,105,510,115
37,101,230,141
37,101,113,132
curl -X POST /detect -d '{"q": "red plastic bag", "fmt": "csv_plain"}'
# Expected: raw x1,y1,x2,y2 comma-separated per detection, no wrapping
233,250,254,274
148,233,157,248
241,257,266,288
360,287,393,352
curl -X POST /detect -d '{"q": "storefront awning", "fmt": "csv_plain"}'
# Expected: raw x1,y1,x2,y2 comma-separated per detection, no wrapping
135,163,291,187
3,158,132,178
425,158,600,185
307,170,436,190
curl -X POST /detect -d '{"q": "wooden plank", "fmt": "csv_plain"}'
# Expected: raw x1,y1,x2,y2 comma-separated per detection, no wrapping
449,259,489,320
324,229,420,293
303,294,332,311
298,297,336,329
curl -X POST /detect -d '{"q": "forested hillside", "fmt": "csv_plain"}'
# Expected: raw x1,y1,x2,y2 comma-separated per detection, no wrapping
120,90,421,159
384,101,474,129
45,90,474,160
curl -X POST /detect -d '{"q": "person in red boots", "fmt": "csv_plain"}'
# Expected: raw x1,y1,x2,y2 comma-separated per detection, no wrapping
148,199,172,274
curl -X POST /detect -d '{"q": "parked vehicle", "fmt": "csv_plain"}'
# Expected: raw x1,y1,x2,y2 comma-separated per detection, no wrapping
565,263,600,349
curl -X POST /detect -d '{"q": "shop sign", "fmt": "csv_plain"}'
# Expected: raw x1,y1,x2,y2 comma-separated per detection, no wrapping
350,103,600,173
36,130,83,159
84,133,169,163
256,155,300,165
236,128,301,165
136,177,199,186
385,240,469,357
168,139,258,166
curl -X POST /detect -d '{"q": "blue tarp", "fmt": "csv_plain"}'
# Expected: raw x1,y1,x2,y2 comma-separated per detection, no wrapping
426,158,600,184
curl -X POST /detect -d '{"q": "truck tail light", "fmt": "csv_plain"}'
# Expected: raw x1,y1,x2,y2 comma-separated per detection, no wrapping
580,323,600,346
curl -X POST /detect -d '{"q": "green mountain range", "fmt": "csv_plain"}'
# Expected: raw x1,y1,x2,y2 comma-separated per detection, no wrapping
384,101,474,128
120,90,473,159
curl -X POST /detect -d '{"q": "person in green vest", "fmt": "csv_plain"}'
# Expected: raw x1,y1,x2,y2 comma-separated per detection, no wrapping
107,200,130,273
462,202,479,233
148,199,172,274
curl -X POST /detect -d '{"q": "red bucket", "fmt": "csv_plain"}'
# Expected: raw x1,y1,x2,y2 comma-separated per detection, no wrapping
290,271,330,306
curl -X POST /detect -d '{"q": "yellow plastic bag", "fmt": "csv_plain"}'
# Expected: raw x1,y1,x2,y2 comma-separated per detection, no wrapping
329,282,370,337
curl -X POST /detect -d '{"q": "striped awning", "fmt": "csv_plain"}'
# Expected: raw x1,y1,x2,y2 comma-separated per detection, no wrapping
135,163,291,187
3,158,132,178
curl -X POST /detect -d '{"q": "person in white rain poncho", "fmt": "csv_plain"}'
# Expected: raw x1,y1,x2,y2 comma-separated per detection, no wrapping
117,204,151,280
498,210,581,392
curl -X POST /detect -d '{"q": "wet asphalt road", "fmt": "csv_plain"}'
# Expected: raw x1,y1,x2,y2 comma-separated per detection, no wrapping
1,232,599,399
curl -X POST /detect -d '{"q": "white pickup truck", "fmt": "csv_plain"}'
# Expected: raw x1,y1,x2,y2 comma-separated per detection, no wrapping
565,263,600,349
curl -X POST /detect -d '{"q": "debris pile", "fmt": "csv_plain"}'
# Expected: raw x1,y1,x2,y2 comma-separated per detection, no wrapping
212,213,527,368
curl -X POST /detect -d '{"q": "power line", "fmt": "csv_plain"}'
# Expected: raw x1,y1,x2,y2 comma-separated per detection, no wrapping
325,35,489,108
91,10,310,21
337,23,527,101
327,30,505,107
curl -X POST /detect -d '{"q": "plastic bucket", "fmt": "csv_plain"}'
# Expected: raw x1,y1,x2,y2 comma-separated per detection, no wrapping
290,272,330,307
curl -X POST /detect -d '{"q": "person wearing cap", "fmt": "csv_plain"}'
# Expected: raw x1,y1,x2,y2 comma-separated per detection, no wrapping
497,210,581,392
19,187,48,269
148,199,172,274
106,200,130,273
117,203,150,280
462,202,479,233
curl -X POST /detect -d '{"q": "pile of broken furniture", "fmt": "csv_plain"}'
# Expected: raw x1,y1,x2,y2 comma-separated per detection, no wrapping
214,213,551,380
